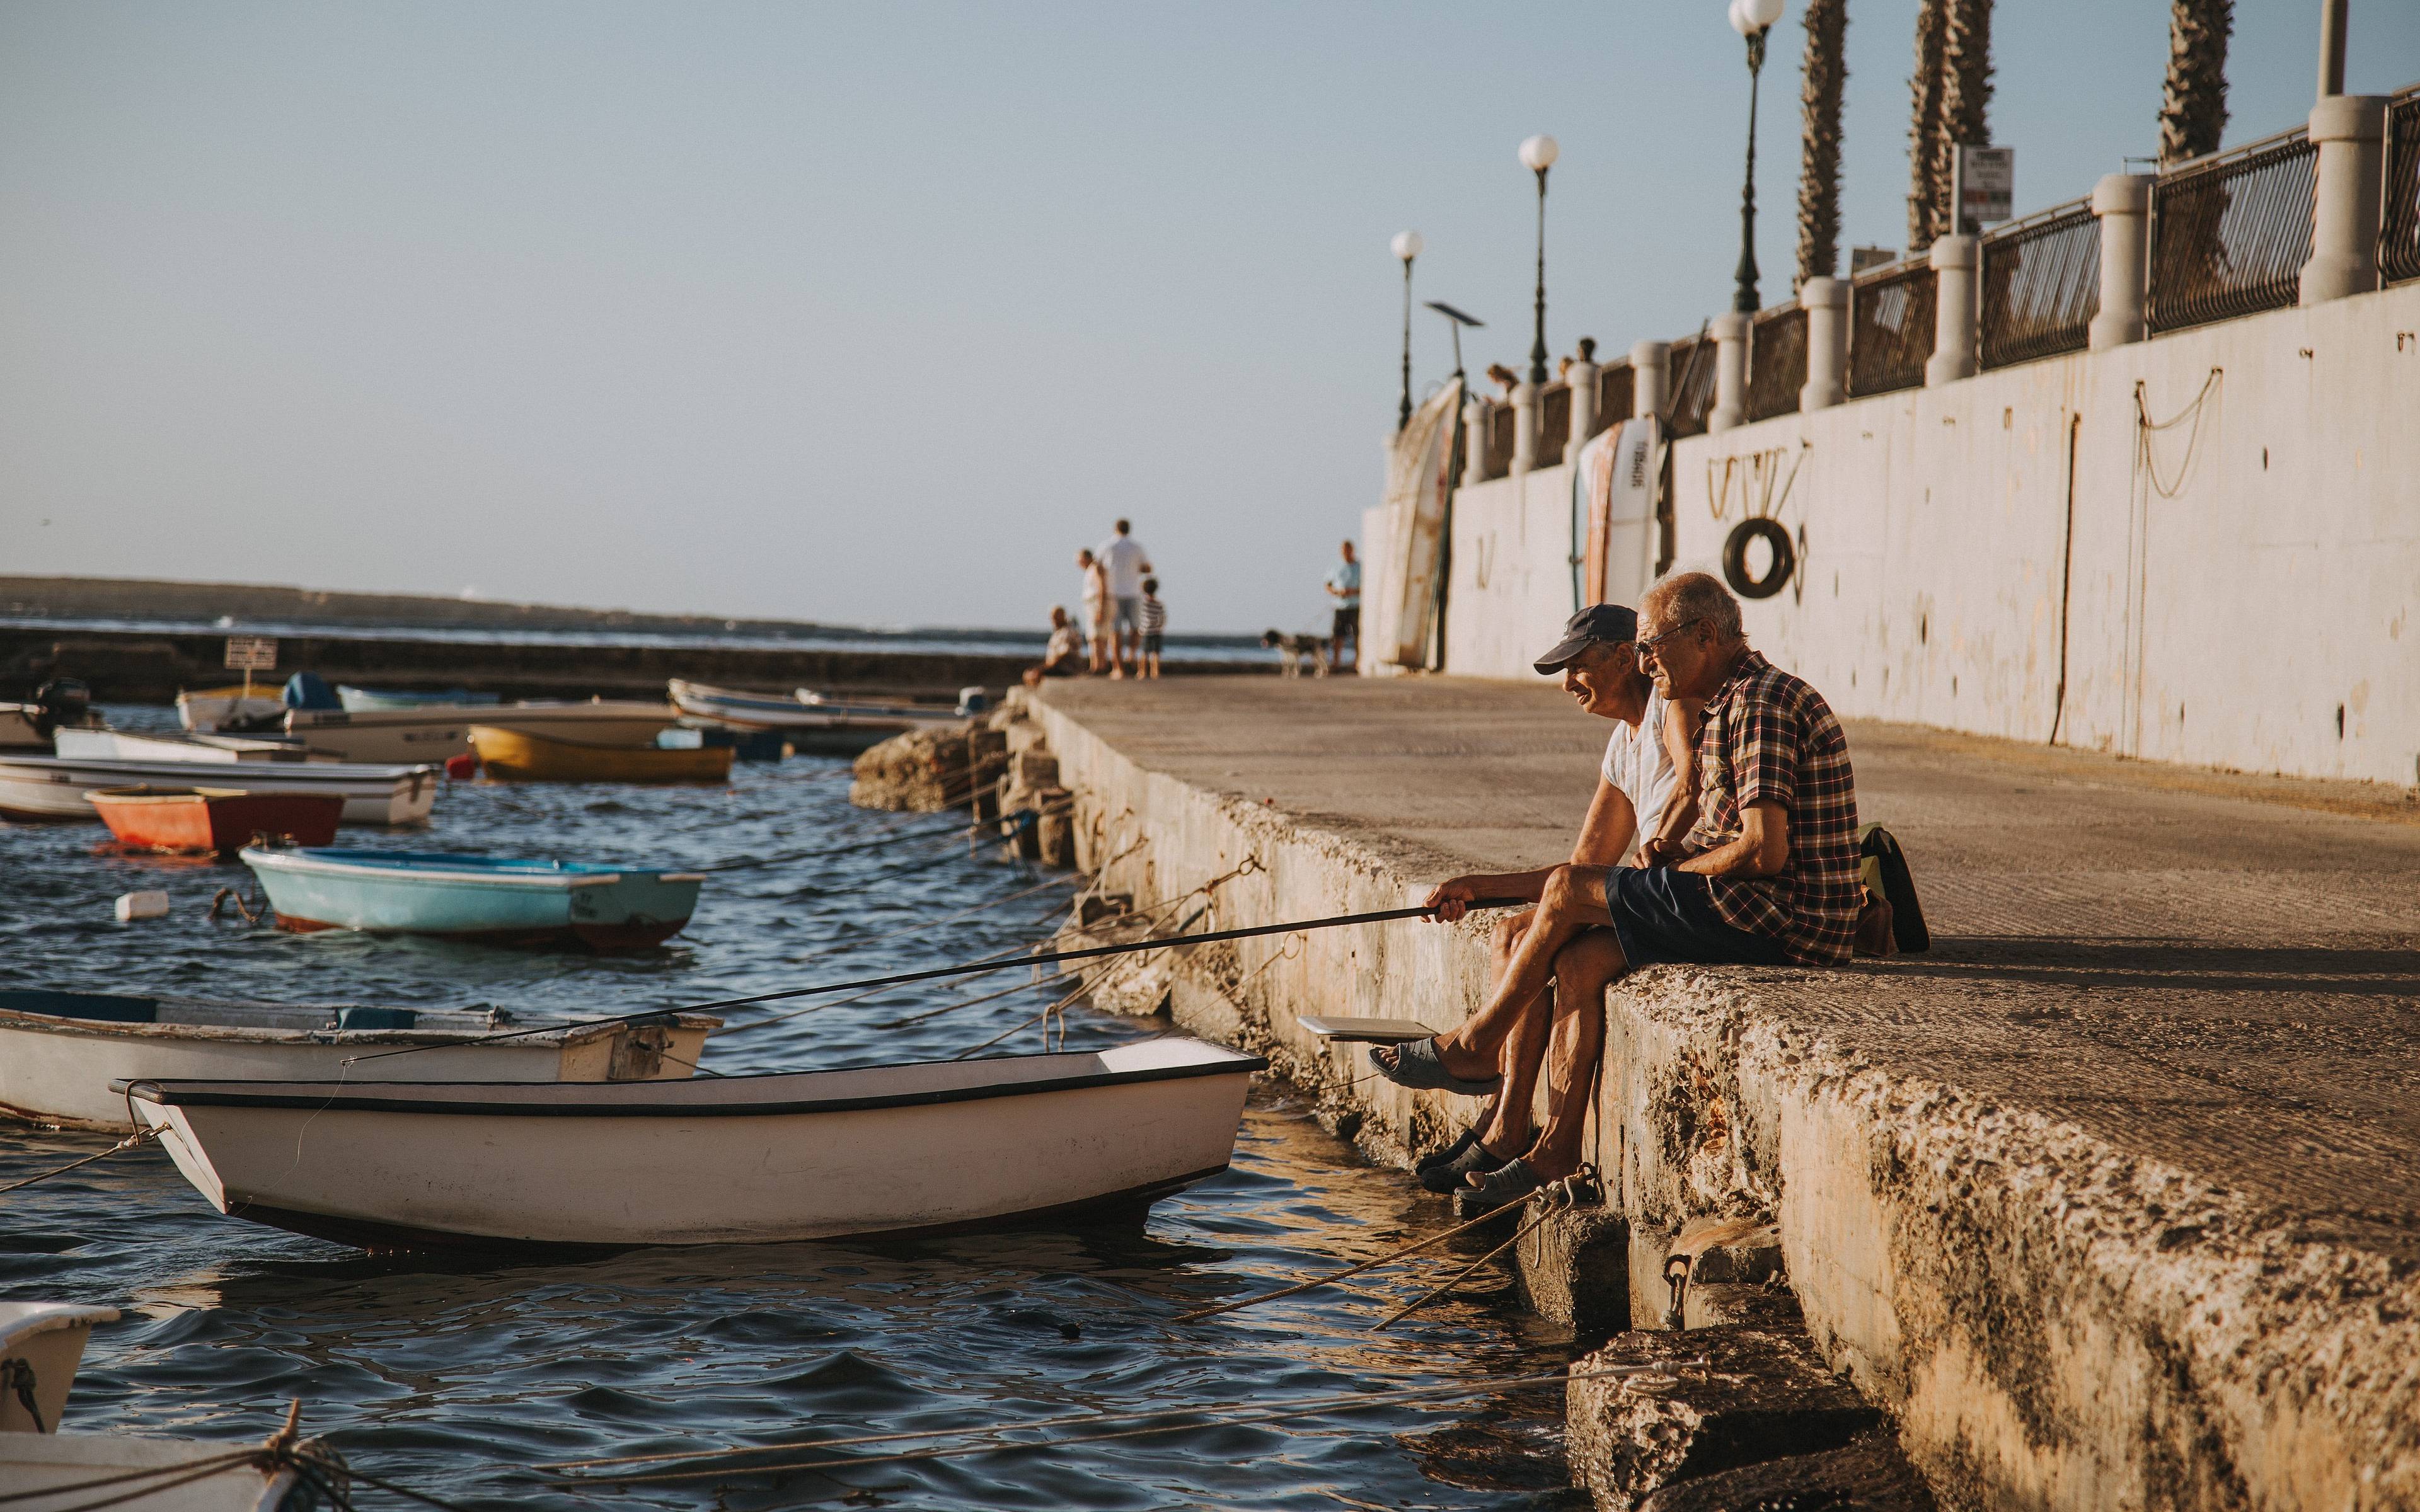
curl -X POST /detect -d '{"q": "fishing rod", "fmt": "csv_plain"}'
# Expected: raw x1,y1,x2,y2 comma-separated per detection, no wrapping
346,895,1532,1064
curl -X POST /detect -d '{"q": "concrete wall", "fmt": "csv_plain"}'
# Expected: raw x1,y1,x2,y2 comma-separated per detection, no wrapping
1364,280,2420,787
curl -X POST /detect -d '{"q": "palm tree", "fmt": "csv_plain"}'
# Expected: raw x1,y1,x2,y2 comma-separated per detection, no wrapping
2159,0,2232,166
1795,0,1850,287
1937,0,1995,236
1906,0,1949,252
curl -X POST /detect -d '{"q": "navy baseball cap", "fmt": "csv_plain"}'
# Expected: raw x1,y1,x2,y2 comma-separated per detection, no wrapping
1533,604,1640,674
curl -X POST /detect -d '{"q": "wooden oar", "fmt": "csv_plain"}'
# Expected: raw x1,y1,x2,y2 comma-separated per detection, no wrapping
345,895,1531,1064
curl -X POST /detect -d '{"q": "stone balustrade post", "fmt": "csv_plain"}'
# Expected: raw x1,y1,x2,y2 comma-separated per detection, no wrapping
1567,340,1599,450
1925,234,1978,386
2089,173,2153,350
1462,397,1489,485
1630,341,1669,419
1708,313,1749,433
1799,277,1848,411
1510,381,1538,475
2300,94,2389,305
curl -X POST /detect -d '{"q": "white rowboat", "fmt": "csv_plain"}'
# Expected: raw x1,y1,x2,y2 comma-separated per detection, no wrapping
0,989,717,1131
284,699,676,764
127,1038,1263,1250
0,752,435,827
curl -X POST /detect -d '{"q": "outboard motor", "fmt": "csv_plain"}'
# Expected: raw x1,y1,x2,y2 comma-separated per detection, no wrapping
956,685,990,717
30,679,91,738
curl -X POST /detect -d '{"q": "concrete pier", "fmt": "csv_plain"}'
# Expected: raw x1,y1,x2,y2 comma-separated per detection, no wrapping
1025,676,2420,1511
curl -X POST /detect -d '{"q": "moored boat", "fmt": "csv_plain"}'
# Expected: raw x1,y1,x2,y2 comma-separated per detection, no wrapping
466,725,735,784
125,1038,1264,1249
335,685,500,711
670,679,964,754
175,685,286,734
2,1302,344,1509
0,988,718,1131
239,845,705,949
284,698,675,764
87,787,345,856
0,753,436,827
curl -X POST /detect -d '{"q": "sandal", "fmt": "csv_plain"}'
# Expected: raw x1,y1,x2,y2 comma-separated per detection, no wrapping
1452,1157,1545,1218
1369,1038,1501,1097
1414,1126,1482,1176
1420,1134,1523,1194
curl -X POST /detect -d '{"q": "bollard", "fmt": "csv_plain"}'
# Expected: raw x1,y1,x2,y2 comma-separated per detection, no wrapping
1926,234,1979,386
1799,277,1848,411
1708,313,1749,433
2089,173,2153,350
2300,94,2389,306
115,891,170,923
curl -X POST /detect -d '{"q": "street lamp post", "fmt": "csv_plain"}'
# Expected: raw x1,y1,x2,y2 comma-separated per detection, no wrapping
1519,135,1559,386
1727,0,1787,315
1392,231,1424,430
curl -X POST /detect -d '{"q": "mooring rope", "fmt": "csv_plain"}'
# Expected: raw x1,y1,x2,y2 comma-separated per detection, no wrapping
539,1362,1683,1485
1369,1167,1599,1331
0,1125,161,1196
345,895,1526,1066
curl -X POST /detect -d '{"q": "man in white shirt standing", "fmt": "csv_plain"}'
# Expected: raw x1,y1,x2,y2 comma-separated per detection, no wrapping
1095,519,1153,680
1324,540,1362,673
1374,603,1700,1208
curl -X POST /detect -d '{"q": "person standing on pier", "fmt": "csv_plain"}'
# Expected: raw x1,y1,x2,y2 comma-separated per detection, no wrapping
1075,548,1110,675
1324,540,1361,673
1096,519,1153,680
1372,571,1861,1210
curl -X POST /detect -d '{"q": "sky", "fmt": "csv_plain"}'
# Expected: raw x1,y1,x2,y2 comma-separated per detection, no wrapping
3,2,2416,634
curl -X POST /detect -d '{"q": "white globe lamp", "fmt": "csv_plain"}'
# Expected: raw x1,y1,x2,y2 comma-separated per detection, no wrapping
1518,134,1559,173
1392,230,1424,263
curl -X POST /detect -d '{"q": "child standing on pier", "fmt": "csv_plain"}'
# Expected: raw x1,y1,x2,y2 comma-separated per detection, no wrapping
1139,578,1167,679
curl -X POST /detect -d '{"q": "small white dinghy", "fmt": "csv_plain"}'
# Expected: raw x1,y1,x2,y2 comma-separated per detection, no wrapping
0,989,718,1131
124,1038,1264,1250
1,1302,341,1511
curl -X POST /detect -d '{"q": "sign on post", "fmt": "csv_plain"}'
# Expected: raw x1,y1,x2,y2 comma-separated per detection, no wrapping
222,636,279,672
1959,146,2014,227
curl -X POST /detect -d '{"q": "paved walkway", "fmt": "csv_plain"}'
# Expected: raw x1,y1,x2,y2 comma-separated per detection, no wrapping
1037,677,2420,1262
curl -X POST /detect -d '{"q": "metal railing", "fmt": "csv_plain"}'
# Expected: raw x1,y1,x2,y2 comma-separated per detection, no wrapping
2383,86,2420,286
1979,197,2100,369
1481,402,1514,481
1537,383,1571,468
2146,126,2317,333
1847,260,1934,397
1745,304,1807,422
1665,335,1718,437
1594,361,1634,435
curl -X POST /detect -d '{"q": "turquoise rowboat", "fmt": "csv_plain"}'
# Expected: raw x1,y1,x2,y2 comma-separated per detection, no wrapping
239,845,705,950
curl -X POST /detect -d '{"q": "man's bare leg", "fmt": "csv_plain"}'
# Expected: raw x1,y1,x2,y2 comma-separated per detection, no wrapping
1475,911,1548,1158
1407,863,1613,1082
1524,929,1624,1181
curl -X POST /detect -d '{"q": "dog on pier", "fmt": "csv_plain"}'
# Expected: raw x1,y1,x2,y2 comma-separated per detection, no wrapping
1262,629,1332,679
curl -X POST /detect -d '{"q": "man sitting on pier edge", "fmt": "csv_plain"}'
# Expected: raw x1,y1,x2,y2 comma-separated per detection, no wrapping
1373,571,1862,1211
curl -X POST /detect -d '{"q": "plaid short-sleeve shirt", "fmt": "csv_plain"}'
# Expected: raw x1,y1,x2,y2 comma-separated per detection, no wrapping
1683,650,1861,965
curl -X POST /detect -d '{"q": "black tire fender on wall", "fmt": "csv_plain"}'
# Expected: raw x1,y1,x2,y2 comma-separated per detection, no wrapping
1722,517,1795,600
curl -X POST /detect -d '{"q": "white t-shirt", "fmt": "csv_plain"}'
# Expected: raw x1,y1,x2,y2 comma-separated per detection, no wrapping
1098,536,1150,598
1601,690,1679,858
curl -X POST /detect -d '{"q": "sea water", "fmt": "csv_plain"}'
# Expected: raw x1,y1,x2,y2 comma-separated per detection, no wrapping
0,706,1580,1510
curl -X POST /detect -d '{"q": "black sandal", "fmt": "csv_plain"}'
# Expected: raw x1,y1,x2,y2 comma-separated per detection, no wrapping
1420,1135,1522,1194
1414,1126,1482,1176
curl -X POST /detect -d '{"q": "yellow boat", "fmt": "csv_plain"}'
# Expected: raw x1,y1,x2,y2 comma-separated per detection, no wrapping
468,726,735,784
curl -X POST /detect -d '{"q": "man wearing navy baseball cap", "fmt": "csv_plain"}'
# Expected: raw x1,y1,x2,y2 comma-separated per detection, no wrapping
1371,573,1862,1211
1370,598,1697,1210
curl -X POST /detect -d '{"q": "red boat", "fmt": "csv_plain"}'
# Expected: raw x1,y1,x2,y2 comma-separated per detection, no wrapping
86,786,344,857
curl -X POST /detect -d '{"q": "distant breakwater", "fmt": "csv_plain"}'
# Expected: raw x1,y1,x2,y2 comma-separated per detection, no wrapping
0,623,1273,703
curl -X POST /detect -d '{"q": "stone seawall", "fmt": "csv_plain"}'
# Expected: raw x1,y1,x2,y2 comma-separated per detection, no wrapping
1026,678,2420,1512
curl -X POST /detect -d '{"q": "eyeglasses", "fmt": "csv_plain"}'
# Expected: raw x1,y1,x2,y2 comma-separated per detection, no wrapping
1632,619,1702,664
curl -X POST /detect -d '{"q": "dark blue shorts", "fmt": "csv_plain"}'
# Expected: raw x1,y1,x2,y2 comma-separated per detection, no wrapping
1599,866,1793,968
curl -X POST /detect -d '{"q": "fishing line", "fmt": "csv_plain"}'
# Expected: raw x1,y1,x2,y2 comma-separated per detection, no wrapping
345,898,1526,1066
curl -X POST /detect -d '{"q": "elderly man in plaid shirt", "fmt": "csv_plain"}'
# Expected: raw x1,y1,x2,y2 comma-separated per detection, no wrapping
1373,571,1862,1208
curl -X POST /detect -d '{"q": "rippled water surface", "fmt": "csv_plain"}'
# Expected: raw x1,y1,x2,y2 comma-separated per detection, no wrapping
3,707,1578,1510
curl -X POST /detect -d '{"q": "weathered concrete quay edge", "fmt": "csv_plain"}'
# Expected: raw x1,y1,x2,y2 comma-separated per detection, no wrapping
1025,675,2420,1512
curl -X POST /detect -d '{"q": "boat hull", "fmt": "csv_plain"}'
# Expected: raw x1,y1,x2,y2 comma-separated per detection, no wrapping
0,1433,320,1511
176,687,287,733
241,848,703,948
285,702,674,764
0,994,715,1131
0,757,434,827
87,788,343,856
129,1041,1261,1248
466,726,734,784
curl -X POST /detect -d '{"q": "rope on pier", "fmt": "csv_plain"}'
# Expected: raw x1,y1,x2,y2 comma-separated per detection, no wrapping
0,1125,160,1196
538,1362,1693,1486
